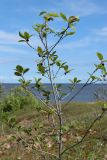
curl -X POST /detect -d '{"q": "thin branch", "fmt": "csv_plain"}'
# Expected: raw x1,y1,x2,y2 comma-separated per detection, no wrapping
62,79,99,101
38,22,60,113
21,84,57,114
65,68,98,106
53,68,61,80
61,109,106,156
39,33,46,48
26,41,36,51
28,88,57,113
48,25,69,54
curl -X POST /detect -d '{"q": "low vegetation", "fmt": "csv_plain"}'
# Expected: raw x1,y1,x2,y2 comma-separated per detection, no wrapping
0,86,107,159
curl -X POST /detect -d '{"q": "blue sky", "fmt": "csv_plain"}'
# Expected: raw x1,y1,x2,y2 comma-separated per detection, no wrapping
0,0,107,83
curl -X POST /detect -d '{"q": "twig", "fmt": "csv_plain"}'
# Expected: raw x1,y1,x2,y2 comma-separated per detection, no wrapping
61,109,106,155
26,41,36,51
48,25,69,54
65,68,98,106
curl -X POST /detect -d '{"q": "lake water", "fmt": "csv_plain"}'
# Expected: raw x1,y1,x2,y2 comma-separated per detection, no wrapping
2,83,107,102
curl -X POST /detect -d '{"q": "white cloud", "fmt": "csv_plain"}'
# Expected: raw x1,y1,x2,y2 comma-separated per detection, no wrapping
58,37,91,50
0,29,42,48
15,7,41,14
0,30,40,54
0,57,18,64
63,0,100,16
93,27,107,37
0,30,18,44
51,0,106,17
0,45,27,54
58,30,107,51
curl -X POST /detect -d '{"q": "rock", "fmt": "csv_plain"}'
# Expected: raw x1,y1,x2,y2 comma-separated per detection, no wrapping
3,143,11,149
0,150,4,156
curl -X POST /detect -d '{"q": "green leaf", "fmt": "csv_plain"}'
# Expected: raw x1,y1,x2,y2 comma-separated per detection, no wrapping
37,46,43,54
19,32,25,39
90,75,96,80
68,16,80,23
56,60,61,67
44,15,54,21
102,103,107,111
24,32,29,37
39,11,47,16
52,135,59,142
19,32,32,41
33,26,40,33
97,52,103,60
96,64,105,70
69,24,76,31
64,69,71,75
24,32,32,40
23,68,29,74
14,72,22,76
48,13,59,17
63,65,68,71
42,32,47,38
16,65,23,73
60,13,67,21
35,78,42,90
19,32,24,38
18,40,25,42
61,124,70,132
24,80,31,86
104,103,107,109
66,32,75,36
74,77,77,83
37,63,45,75
77,80,81,83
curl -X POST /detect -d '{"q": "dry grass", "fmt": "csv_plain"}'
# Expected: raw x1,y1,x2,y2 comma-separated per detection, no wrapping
0,101,107,160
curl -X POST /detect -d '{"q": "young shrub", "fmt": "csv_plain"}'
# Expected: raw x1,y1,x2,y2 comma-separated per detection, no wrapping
14,11,107,160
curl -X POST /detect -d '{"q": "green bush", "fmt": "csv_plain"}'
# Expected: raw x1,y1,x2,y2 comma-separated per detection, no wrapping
0,87,40,113
0,83,4,99
0,86,43,132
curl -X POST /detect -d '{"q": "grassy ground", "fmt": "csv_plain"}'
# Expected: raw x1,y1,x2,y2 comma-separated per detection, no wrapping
0,100,107,160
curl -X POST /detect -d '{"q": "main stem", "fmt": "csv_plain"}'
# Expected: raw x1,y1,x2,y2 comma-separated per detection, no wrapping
58,114,62,160
47,56,62,160
39,23,70,160
46,45,62,160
